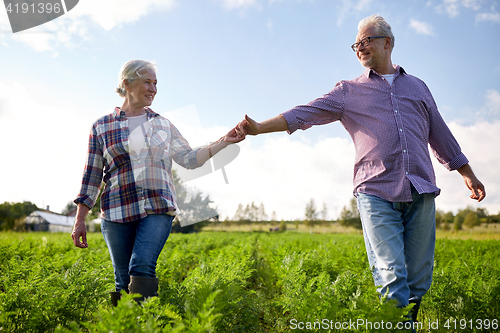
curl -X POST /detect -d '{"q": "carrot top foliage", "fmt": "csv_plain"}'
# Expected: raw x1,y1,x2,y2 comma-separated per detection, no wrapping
0,232,499,332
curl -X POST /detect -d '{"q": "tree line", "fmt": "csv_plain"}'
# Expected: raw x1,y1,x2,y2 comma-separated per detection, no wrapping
224,197,500,233
1,184,499,232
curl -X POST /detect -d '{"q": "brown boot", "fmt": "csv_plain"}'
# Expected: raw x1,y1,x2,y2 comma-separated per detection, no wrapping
110,291,121,307
128,276,159,303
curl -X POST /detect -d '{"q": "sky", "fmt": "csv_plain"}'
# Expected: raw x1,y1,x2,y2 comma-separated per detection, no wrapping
0,0,499,221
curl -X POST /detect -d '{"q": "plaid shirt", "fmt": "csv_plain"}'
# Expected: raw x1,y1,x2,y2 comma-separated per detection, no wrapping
281,65,468,202
75,107,202,223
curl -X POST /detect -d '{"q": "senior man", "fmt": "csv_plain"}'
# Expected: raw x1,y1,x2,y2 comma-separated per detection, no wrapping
236,14,485,323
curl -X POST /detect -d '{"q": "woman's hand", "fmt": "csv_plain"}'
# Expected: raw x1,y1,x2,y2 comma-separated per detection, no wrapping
222,126,246,144
71,204,90,248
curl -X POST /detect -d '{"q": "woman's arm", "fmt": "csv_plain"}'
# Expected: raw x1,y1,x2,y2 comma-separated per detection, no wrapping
196,127,244,165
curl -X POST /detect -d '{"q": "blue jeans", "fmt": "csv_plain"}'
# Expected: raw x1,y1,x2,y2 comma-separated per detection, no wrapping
356,188,436,307
101,214,174,292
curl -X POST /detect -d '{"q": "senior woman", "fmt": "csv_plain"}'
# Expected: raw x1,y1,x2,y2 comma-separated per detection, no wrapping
71,59,243,305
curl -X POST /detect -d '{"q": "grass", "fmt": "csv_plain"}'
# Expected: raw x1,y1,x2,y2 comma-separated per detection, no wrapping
202,221,500,240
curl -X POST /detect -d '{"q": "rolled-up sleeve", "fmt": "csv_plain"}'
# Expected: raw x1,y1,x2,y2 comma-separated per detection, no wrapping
425,84,469,171
74,125,104,209
280,81,345,134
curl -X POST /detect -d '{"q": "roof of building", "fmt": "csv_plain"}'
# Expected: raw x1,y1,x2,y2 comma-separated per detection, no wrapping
26,211,74,227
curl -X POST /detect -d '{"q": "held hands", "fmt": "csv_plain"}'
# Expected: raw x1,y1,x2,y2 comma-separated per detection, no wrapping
221,115,260,143
235,115,260,138
221,126,246,144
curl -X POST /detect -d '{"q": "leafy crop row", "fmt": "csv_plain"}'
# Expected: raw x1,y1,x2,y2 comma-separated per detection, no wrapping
0,232,499,332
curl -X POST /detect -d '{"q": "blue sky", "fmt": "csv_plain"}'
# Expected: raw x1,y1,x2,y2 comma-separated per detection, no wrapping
0,0,499,220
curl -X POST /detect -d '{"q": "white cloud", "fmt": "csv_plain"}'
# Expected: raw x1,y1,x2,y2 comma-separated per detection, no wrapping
1,0,175,52
433,120,500,215
476,9,500,23
336,0,373,27
436,0,482,18
474,89,500,119
409,19,434,36
0,80,91,213
167,106,355,221
267,18,273,30
68,0,175,31
193,116,500,220
215,0,261,10
2,81,498,220
182,134,356,221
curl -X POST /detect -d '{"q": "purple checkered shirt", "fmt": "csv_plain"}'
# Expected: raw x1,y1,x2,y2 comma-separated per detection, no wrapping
75,107,202,223
281,65,468,202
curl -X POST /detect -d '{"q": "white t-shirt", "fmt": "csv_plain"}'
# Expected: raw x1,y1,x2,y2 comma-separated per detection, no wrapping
382,74,394,85
128,114,149,153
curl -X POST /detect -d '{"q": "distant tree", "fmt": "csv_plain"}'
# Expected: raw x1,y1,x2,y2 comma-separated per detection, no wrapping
294,219,300,231
320,202,328,221
232,202,268,222
233,203,246,221
62,201,77,216
171,170,218,233
258,203,268,221
279,220,287,232
453,213,464,232
320,202,329,233
304,198,319,233
435,209,444,229
339,198,362,229
476,207,488,219
0,201,38,231
463,210,480,229
442,211,454,231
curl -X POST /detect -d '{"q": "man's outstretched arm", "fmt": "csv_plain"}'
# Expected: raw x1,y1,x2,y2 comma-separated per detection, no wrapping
236,114,289,137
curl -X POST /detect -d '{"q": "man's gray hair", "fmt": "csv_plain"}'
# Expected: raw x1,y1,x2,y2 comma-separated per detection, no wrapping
116,60,157,98
358,14,395,49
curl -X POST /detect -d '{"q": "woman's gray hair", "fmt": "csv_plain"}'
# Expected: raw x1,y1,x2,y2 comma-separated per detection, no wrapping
358,14,395,49
116,60,157,97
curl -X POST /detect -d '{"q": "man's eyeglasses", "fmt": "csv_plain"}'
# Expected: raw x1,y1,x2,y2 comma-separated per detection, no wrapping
351,36,387,52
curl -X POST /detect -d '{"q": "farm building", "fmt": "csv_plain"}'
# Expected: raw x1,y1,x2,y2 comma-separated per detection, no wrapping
25,211,99,233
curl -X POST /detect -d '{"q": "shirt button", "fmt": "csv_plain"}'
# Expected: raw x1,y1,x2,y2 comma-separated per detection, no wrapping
405,171,409,175
395,110,398,113
399,129,403,132
403,150,407,153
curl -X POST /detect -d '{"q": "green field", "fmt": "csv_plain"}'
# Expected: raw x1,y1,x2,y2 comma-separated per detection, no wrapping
0,231,499,332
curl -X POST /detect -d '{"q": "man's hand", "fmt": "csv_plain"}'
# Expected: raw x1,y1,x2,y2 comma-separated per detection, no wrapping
458,164,486,202
235,114,288,137
236,115,260,136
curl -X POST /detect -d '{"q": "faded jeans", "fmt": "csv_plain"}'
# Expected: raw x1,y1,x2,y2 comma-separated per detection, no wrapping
101,214,174,292
356,187,436,307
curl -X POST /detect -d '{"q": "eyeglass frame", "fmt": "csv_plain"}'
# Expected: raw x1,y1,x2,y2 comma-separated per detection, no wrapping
351,36,387,52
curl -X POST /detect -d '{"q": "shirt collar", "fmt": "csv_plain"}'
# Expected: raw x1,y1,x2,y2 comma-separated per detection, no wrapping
113,107,159,119
363,65,407,79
